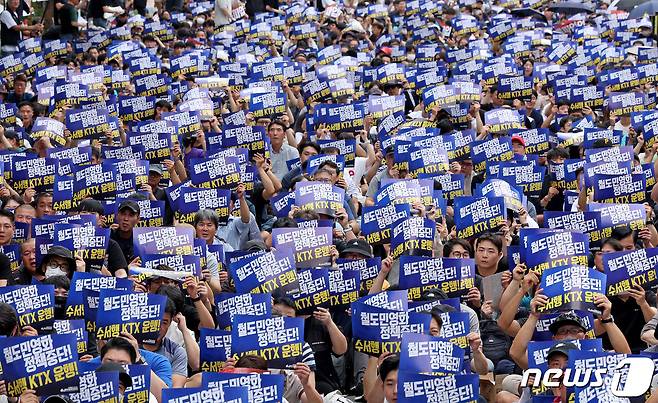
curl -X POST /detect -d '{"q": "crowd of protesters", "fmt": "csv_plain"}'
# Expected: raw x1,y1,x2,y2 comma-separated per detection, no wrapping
0,0,658,402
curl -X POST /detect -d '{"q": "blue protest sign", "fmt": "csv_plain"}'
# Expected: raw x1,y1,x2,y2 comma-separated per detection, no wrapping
53,319,88,354
72,162,117,205
12,156,57,192
0,334,79,397
69,371,119,403
231,315,304,369
215,292,272,330
0,285,54,332
352,301,431,356
95,290,167,344
139,253,201,278
189,156,241,188
603,248,658,295
524,230,590,276
362,204,411,245
272,227,333,268
453,196,506,239
289,268,330,314
202,372,284,403
470,137,514,173
162,386,228,403
496,162,545,196
390,217,435,260
294,181,345,214
53,224,109,272
328,268,360,307
335,257,381,294
200,328,232,372
399,256,476,301
592,172,646,204
475,178,525,212
132,226,195,256
533,311,596,341
483,108,523,134
399,333,465,374
174,187,231,224
228,249,299,294
65,272,132,319
544,211,603,242
608,91,646,114
397,372,479,403
538,266,606,315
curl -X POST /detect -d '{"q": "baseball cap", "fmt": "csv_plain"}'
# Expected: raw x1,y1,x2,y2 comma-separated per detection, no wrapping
149,164,164,176
420,288,449,301
118,200,140,214
95,362,133,388
338,239,373,258
546,341,578,360
511,135,526,147
77,199,104,215
548,311,587,335
385,145,395,155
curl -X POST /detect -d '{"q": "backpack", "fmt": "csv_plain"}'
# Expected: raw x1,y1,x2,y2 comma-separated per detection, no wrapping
480,319,512,365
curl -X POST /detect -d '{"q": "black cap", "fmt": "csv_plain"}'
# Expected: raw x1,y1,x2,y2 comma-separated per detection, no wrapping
4,129,18,140
118,200,140,214
95,362,133,388
338,239,374,258
385,145,395,155
548,311,587,335
46,246,76,271
431,303,457,314
420,288,449,301
546,341,578,360
77,199,104,215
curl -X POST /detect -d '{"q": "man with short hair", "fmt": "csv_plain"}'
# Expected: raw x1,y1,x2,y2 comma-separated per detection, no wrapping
268,120,299,180
0,209,14,246
281,141,321,190
110,200,141,262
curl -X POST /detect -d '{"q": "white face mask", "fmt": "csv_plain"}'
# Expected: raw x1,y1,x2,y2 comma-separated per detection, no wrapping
196,17,205,25
45,265,67,278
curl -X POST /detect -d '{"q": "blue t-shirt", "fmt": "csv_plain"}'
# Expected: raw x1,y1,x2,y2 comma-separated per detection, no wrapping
90,348,173,387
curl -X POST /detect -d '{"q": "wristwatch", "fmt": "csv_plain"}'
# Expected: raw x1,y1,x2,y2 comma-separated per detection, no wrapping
190,295,202,303
600,315,614,324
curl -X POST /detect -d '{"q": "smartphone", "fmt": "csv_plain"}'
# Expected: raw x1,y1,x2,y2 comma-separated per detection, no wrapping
437,216,444,224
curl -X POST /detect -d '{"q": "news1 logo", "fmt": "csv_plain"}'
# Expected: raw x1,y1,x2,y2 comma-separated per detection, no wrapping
521,357,655,397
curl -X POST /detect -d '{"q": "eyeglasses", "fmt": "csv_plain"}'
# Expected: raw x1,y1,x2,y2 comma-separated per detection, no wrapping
556,327,584,336
450,252,470,258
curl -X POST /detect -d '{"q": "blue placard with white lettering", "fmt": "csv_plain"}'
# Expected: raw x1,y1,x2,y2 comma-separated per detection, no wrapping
202,372,284,403
72,162,117,205
294,181,345,214
569,350,632,403
470,137,514,173
608,91,646,114
544,211,603,242
140,253,201,278
200,328,232,372
399,333,465,374
53,224,109,272
538,266,606,315
289,268,330,314
390,217,435,260
496,162,545,196
65,108,112,141
397,372,479,403
174,187,231,224
53,319,88,354
126,131,173,163
583,128,623,149
189,156,241,189
603,248,658,295
12,156,57,192
118,95,157,122
215,292,272,331
65,272,133,319
0,285,54,332
483,108,523,134
509,128,551,155
163,386,242,403
231,315,305,369
453,196,506,239
362,204,411,245
272,226,332,268
69,371,119,403
475,178,525,212
132,226,195,257
328,268,360,307
523,230,589,276
375,179,433,206
336,257,381,294
592,172,646,204
96,290,166,345
228,249,299,294
270,191,295,218
352,301,431,356
0,333,79,397
399,256,476,301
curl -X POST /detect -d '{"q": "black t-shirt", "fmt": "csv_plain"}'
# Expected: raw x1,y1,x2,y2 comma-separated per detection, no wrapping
110,229,134,263
106,239,128,275
603,290,657,354
59,3,78,35
304,317,341,394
